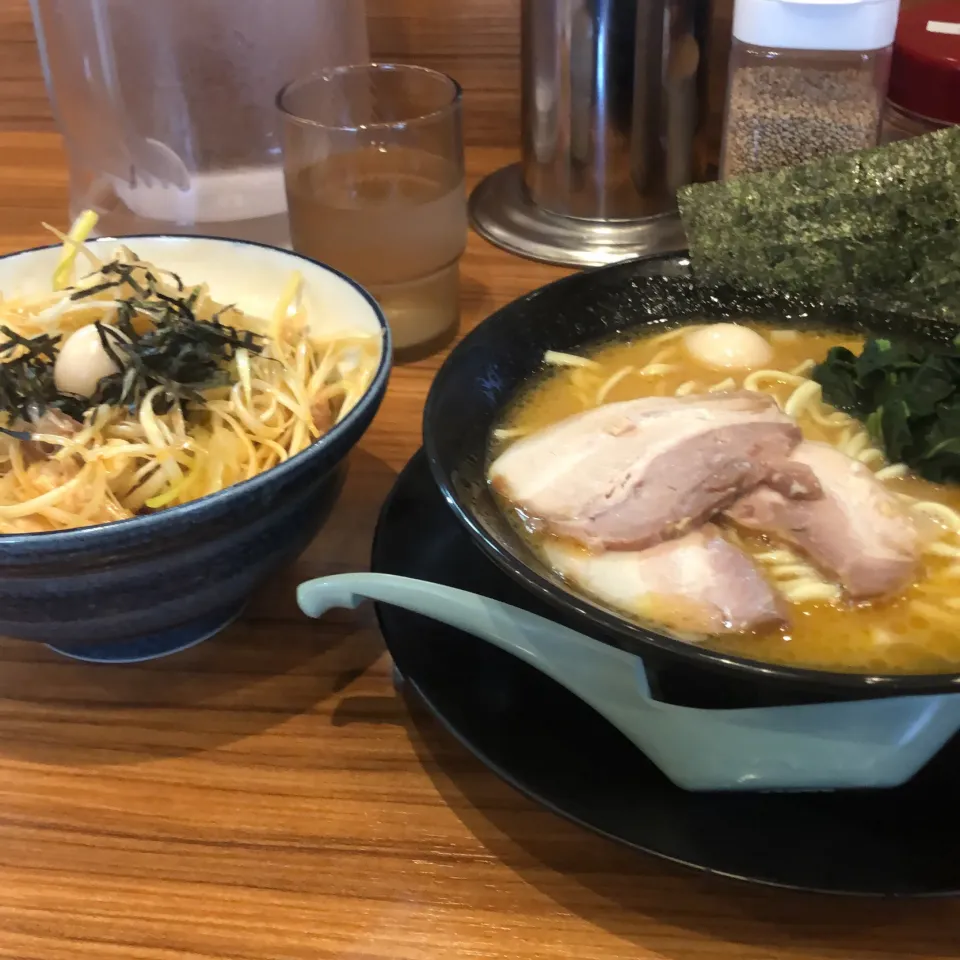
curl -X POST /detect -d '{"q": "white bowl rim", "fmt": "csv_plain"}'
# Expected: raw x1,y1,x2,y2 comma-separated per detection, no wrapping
0,233,392,548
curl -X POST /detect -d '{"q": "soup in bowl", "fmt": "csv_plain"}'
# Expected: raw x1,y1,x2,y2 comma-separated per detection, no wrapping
423,260,960,701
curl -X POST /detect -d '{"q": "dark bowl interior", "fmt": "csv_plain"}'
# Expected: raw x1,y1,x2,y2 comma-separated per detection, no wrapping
422,254,960,703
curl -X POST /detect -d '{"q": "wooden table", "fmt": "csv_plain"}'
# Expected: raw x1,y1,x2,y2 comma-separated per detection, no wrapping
0,131,959,960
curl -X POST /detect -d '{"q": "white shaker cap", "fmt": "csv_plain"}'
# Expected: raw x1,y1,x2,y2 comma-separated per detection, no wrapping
733,0,901,52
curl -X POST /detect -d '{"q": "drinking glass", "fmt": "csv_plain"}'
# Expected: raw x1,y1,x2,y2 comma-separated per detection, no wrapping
278,64,466,359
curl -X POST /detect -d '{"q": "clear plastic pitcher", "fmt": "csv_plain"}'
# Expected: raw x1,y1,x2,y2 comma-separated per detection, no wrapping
30,0,368,246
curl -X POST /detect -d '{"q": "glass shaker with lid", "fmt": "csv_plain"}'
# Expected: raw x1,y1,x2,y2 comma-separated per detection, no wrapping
882,0,960,142
720,0,901,179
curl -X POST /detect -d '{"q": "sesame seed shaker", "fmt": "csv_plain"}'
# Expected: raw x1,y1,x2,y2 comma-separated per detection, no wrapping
720,0,900,178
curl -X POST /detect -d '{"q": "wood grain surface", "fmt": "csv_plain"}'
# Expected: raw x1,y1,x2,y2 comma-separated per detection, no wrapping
0,129,958,960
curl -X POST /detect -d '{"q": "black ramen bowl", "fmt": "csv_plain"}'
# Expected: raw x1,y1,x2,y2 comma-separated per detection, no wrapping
0,235,391,662
422,254,960,705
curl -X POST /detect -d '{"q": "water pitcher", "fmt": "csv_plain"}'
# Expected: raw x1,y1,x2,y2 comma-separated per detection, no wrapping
30,0,368,245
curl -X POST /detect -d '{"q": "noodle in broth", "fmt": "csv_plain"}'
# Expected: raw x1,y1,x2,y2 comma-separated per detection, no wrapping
494,323,960,675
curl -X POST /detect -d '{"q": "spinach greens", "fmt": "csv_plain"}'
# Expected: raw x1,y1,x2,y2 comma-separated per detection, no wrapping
813,337,960,484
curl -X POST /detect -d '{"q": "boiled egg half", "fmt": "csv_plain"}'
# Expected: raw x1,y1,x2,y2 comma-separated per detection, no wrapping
683,323,773,371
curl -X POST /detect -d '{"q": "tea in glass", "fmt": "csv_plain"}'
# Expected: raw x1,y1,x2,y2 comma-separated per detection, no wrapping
279,65,466,357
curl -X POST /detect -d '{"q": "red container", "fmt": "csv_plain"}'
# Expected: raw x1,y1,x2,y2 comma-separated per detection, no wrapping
884,0,960,140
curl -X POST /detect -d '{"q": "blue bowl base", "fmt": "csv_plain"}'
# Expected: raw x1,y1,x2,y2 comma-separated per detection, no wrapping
45,603,246,664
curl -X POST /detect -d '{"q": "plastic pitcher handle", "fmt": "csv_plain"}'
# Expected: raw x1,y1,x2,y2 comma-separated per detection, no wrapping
298,573,960,792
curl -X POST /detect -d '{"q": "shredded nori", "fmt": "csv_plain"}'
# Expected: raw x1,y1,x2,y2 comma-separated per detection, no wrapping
91,300,263,414
0,327,86,422
677,126,960,321
0,258,266,427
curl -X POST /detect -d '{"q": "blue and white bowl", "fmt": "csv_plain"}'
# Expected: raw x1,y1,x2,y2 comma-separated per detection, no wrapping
0,235,391,662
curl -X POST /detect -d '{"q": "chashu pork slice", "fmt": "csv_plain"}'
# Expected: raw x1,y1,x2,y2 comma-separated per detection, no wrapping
542,526,786,635
490,391,805,551
726,441,919,600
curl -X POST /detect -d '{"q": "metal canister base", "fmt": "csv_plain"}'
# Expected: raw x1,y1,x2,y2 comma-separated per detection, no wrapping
469,164,687,269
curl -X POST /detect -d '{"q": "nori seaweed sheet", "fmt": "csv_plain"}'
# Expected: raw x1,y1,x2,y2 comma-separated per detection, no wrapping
677,126,960,320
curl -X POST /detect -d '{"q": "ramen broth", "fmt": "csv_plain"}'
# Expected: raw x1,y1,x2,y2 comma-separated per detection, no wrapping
493,323,960,675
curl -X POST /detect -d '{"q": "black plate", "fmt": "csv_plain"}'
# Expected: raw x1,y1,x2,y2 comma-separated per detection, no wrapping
372,450,960,896
421,253,960,700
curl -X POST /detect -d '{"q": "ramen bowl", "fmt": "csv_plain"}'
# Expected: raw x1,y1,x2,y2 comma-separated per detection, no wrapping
0,235,390,662
422,255,960,705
